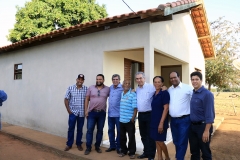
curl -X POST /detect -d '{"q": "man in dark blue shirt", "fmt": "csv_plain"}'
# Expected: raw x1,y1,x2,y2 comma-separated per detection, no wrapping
189,71,215,160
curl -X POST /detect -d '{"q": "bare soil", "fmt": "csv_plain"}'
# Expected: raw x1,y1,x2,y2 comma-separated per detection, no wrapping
0,133,76,160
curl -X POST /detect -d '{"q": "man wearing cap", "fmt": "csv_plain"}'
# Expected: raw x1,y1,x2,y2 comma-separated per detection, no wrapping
0,90,8,130
64,74,88,151
84,74,110,155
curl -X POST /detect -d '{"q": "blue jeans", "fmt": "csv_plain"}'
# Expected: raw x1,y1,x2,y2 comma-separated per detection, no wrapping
86,111,106,149
170,115,191,160
189,123,213,160
108,117,120,149
66,113,85,147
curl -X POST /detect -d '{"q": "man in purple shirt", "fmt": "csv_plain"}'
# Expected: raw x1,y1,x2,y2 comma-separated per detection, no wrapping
106,74,123,154
189,71,215,160
84,74,110,155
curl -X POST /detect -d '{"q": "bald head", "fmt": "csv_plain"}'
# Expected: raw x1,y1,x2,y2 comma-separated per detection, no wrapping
122,80,131,92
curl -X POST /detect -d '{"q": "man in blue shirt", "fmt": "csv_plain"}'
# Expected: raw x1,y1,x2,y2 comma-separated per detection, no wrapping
189,71,215,160
106,74,123,154
119,80,137,159
0,90,7,130
64,74,88,151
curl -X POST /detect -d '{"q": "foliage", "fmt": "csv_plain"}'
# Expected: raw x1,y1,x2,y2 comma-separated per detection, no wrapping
7,0,107,43
206,17,240,90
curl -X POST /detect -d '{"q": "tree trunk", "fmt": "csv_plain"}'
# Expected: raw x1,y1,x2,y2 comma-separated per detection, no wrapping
208,83,211,90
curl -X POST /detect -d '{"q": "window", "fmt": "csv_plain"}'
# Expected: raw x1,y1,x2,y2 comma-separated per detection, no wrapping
14,64,22,80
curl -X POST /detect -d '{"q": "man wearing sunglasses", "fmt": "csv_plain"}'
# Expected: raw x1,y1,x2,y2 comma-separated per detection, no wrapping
84,74,110,155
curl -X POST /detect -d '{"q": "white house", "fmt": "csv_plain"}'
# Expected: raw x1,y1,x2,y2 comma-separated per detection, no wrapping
0,0,215,142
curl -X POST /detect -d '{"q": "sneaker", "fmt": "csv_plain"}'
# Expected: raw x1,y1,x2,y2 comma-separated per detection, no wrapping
129,155,135,159
95,147,102,153
84,148,91,155
119,153,126,157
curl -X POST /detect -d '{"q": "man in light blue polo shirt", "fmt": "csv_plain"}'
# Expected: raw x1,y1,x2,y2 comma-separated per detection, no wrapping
135,72,156,160
106,74,123,154
119,80,137,159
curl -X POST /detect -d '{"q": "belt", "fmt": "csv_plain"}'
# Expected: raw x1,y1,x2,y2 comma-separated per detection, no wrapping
92,109,105,112
172,114,190,119
191,121,205,125
138,110,151,114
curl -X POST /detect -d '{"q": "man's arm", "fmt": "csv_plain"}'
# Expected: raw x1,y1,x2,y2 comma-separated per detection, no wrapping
64,98,72,114
84,96,90,118
131,108,137,123
202,123,212,143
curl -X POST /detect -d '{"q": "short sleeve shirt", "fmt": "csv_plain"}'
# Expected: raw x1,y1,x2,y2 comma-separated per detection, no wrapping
65,84,88,117
86,85,110,112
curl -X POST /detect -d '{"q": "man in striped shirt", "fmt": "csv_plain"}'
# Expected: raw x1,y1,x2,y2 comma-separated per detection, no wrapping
64,74,88,151
119,80,137,159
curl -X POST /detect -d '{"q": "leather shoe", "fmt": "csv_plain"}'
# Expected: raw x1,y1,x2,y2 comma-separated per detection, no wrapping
64,145,72,151
84,148,91,155
95,147,102,153
137,153,148,159
105,148,116,152
77,145,83,151
116,149,121,154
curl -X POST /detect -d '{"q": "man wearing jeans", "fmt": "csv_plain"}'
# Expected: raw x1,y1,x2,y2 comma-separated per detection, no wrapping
168,71,193,160
64,74,88,151
189,71,215,160
135,72,156,160
106,74,123,154
84,74,110,155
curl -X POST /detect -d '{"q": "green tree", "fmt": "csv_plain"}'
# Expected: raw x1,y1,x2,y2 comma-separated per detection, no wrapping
8,0,107,43
206,17,240,90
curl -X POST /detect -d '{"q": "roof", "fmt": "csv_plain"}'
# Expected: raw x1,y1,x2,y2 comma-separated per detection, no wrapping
0,0,215,59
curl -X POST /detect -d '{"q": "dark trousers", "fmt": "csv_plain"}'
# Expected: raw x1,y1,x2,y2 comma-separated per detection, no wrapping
108,117,120,150
189,123,213,160
138,112,156,159
86,111,106,149
170,116,191,160
66,113,85,147
120,121,136,155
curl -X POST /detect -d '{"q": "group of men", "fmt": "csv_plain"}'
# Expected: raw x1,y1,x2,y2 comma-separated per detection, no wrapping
64,71,215,160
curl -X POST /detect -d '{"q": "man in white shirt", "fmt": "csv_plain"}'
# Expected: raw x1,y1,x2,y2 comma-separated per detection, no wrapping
168,71,193,160
135,72,156,160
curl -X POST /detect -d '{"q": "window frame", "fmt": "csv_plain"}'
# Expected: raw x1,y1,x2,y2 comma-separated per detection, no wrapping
14,63,22,80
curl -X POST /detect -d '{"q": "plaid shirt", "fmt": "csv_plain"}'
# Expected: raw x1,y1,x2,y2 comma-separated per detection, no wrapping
65,84,88,117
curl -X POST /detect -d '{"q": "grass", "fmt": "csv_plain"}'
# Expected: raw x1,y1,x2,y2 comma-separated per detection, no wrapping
213,92,240,116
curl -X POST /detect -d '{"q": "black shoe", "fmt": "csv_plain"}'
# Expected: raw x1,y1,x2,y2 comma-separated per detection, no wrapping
95,147,102,153
116,149,121,154
137,153,148,159
105,148,116,152
84,148,91,155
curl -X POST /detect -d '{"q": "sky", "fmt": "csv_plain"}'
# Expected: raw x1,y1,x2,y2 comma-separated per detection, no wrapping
0,0,239,47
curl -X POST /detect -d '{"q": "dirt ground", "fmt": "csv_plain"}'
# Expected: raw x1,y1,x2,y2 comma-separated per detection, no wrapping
0,133,75,160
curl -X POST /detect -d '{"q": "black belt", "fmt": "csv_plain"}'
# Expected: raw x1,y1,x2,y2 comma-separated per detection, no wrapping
191,121,205,125
138,110,151,114
92,109,105,112
172,114,190,119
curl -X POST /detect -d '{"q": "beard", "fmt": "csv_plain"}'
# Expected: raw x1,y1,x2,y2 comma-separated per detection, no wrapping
96,82,103,86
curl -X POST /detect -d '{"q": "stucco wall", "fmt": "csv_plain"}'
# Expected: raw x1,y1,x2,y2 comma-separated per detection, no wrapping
0,22,150,139
151,13,205,84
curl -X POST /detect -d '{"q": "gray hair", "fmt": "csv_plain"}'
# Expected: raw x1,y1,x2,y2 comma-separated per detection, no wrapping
112,74,120,80
135,72,145,78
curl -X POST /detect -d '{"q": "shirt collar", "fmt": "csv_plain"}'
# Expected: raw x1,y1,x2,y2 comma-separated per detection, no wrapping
170,82,182,88
193,86,204,93
138,82,147,88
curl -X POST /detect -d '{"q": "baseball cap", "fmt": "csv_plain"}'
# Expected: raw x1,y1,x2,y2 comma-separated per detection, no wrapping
77,74,85,80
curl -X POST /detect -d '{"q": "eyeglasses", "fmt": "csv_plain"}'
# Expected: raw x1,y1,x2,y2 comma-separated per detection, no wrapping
112,79,119,81
98,90,100,96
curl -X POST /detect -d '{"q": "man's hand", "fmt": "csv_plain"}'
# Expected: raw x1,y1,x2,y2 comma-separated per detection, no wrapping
85,111,88,118
131,117,135,123
202,130,210,143
158,123,164,134
161,86,168,91
67,109,72,114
